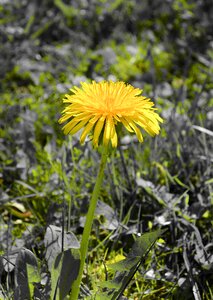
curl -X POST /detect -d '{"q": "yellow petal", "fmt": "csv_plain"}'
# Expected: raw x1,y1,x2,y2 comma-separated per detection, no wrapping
103,116,113,146
127,119,143,142
93,116,106,147
58,113,73,124
120,117,134,133
80,116,99,144
62,119,80,135
80,122,93,144
110,123,118,147
69,118,90,135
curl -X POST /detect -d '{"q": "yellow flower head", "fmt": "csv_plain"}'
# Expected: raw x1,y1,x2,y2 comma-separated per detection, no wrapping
59,81,163,148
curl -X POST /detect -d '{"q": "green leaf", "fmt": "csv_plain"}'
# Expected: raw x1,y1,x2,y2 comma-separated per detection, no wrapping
129,229,166,257
107,256,141,273
99,280,120,290
14,248,39,299
27,263,41,298
54,0,78,18
97,229,166,300
94,294,111,300
94,294,113,300
44,225,81,299
50,248,80,300
44,225,80,271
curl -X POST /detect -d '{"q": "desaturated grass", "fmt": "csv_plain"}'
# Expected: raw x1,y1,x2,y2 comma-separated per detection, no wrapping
0,0,213,299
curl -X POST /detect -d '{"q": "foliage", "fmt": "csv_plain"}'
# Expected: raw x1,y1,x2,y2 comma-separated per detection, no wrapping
0,0,213,299
97,229,166,300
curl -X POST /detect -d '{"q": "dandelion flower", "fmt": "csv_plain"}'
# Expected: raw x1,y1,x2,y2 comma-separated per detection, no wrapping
59,81,163,148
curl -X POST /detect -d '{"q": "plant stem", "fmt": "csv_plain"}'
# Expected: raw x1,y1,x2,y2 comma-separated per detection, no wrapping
70,145,109,300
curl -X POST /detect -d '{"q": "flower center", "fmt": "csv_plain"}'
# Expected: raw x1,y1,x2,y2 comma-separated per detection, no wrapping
104,97,114,111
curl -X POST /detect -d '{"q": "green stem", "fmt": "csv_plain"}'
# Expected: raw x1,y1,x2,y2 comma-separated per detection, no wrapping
70,145,109,300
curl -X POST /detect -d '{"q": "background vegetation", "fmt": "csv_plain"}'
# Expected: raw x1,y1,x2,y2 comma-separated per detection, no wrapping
0,0,212,299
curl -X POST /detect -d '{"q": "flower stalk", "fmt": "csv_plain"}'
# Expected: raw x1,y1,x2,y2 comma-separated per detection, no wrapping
70,145,109,300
